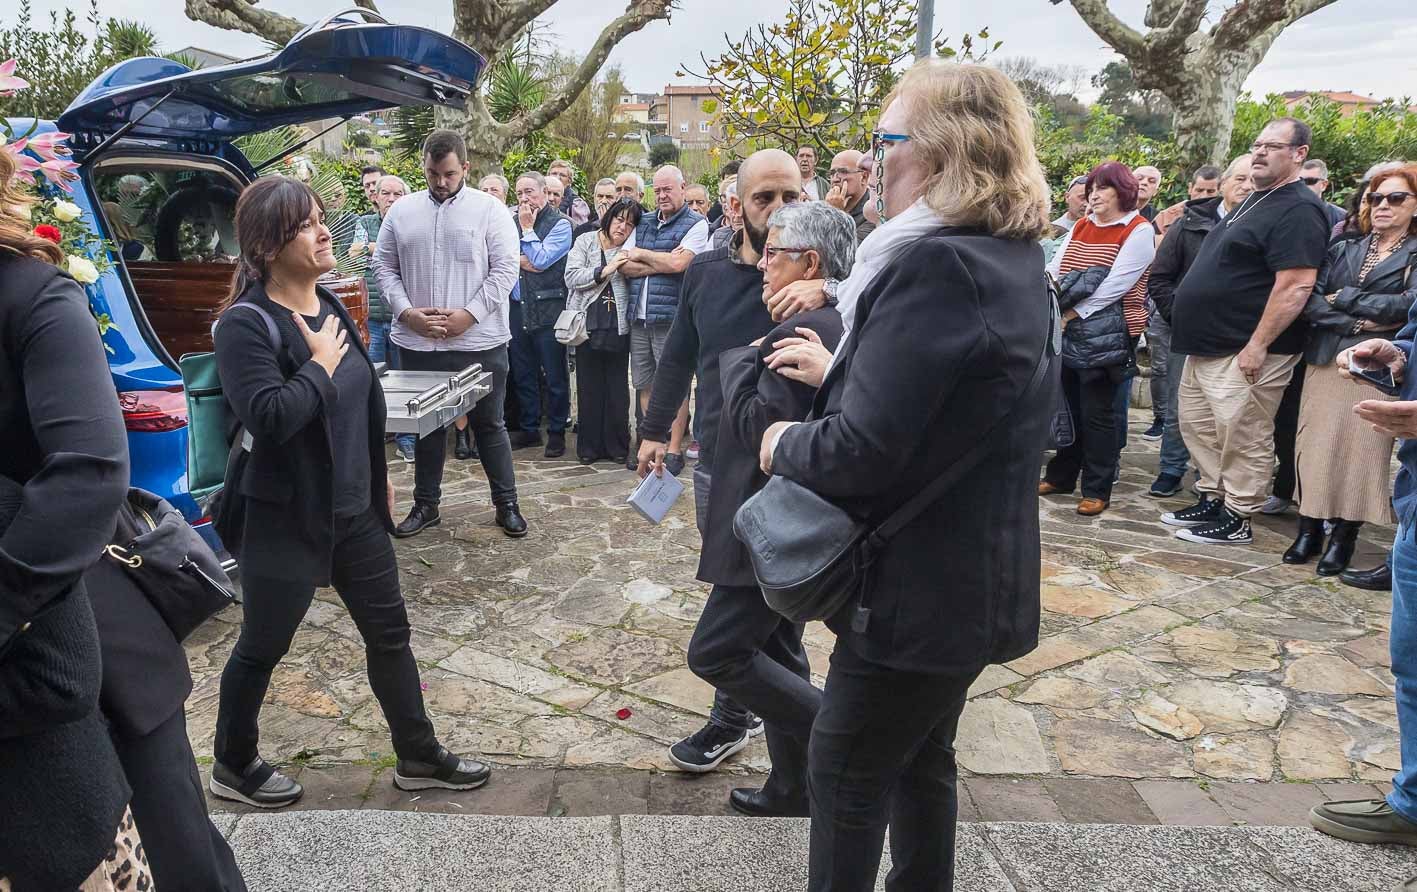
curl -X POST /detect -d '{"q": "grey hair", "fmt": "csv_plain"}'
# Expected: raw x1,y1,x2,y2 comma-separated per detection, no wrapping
479,173,509,193
725,179,738,197
1222,154,1253,182
617,171,645,192
1301,159,1330,179
767,202,858,280
377,174,410,194
1363,160,1406,182
595,177,616,190
549,158,575,173
516,171,547,190
654,164,686,185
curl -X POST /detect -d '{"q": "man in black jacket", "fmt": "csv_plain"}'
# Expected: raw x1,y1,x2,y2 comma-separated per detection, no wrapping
636,149,824,813
1147,154,1252,498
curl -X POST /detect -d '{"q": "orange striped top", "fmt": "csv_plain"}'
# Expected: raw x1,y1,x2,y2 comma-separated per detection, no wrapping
1058,215,1153,337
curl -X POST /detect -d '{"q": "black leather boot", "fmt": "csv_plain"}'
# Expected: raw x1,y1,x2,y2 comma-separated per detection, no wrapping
454,427,477,461
1283,516,1325,565
1341,561,1392,591
1317,520,1362,577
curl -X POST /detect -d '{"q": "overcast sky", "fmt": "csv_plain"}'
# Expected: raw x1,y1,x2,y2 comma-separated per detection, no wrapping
20,0,1417,103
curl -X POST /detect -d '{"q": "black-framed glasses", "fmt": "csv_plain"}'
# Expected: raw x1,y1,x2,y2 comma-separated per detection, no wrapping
1300,176,1324,186
1249,140,1300,154
762,245,812,261
1367,191,1415,206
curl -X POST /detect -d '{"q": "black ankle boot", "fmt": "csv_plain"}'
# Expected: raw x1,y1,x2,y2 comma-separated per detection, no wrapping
1283,516,1325,565
1317,520,1362,576
454,427,475,460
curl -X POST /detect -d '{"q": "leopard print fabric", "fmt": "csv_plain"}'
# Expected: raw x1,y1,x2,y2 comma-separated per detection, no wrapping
0,806,153,892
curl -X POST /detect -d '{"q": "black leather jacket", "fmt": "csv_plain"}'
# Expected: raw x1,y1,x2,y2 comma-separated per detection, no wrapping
1304,234,1417,366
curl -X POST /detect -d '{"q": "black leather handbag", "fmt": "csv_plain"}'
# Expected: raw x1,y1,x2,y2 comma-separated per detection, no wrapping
733,296,1060,630
102,488,237,642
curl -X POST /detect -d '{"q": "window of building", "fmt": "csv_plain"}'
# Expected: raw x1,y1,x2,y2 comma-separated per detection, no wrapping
698,121,709,133
679,123,688,134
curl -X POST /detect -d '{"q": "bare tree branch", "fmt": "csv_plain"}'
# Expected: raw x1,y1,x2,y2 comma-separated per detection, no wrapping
493,0,561,46
1211,0,1335,52
1146,0,1206,52
185,0,305,44
1055,0,1146,57
501,0,673,139
352,0,381,13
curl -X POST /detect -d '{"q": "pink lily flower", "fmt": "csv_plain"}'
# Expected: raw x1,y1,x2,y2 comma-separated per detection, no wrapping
38,158,80,192
0,59,28,97
25,131,72,161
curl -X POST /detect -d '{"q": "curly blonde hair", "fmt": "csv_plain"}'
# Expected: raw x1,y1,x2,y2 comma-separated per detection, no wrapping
0,150,64,264
887,60,1051,241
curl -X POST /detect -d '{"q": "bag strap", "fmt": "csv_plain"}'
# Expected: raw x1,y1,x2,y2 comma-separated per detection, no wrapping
868,289,1060,548
213,301,280,350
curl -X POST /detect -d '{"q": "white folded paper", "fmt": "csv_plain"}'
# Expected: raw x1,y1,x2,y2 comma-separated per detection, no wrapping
626,471,684,524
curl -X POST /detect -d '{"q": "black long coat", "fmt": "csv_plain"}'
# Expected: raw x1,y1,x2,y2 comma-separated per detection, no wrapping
212,283,393,586
771,229,1052,674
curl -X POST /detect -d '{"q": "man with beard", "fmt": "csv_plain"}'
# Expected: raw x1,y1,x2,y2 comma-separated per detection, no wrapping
636,149,818,814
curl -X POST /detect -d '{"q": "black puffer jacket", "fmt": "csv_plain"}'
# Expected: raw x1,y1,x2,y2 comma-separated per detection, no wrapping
1059,265,1129,370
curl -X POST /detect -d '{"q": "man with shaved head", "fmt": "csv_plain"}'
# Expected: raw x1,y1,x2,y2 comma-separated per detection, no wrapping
619,164,711,473
636,149,819,814
823,148,874,243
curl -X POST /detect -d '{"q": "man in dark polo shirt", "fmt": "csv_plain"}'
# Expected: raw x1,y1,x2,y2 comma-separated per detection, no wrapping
1160,117,1330,547
636,149,815,811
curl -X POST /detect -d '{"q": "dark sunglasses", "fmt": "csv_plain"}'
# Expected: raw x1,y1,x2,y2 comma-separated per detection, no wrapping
1367,192,1415,206
1300,176,1324,186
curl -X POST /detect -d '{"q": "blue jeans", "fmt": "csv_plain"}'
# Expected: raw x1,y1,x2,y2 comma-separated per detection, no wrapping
1389,525,1417,822
1114,363,1137,453
1158,351,1192,479
369,319,415,452
515,326,570,435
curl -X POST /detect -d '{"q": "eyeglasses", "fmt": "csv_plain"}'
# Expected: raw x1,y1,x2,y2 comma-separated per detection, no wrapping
762,245,811,261
829,167,861,179
1300,177,1324,186
1366,191,1415,206
1249,140,1299,154
871,131,911,155
872,131,910,225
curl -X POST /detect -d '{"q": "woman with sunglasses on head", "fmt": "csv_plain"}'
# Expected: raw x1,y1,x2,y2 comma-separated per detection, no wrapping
1284,164,1417,576
760,60,1053,890
208,176,489,808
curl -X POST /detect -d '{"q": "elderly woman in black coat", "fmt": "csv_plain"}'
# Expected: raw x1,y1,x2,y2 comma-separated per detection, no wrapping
760,60,1054,891
1286,164,1417,579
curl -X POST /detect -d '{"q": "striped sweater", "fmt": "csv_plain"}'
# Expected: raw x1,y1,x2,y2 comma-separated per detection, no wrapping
1058,215,1153,336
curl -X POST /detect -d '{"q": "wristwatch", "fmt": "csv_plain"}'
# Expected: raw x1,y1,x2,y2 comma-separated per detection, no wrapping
822,277,840,306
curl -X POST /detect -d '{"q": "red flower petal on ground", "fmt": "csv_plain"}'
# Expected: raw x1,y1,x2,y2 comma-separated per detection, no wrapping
615,708,632,720
33,224,62,243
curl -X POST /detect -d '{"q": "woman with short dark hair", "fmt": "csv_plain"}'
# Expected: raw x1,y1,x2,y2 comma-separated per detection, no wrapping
1040,160,1157,516
209,176,488,808
564,197,643,464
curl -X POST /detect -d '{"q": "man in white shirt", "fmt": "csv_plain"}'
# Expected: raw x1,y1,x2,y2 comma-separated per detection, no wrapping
374,129,527,539
796,145,829,201
619,164,710,475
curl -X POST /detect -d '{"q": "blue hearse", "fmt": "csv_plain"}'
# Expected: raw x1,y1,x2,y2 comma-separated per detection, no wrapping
5,11,483,554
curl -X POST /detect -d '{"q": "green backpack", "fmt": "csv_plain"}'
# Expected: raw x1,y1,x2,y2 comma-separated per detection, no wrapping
179,303,279,509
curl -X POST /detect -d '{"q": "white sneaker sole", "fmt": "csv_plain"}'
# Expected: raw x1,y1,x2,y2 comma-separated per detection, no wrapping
1174,529,1252,546
393,772,490,792
668,733,751,773
209,777,301,809
1160,514,1213,528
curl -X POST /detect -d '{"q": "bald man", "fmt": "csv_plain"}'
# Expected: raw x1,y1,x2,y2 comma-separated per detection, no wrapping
824,148,874,243
1134,165,1163,223
638,151,823,814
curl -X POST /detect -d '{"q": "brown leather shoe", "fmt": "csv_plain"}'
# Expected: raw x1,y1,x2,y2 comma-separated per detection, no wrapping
1077,498,1108,516
1039,481,1069,496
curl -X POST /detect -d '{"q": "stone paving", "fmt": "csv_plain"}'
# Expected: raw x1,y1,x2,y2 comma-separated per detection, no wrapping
187,414,1403,813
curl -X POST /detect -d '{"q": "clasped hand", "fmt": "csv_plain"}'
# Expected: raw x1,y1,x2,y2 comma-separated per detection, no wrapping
402,307,474,339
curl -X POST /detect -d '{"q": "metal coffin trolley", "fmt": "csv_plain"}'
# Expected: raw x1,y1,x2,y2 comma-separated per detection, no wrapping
379,363,492,438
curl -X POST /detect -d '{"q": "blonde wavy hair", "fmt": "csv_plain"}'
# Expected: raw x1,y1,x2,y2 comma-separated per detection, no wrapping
886,60,1051,240
0,150,63,264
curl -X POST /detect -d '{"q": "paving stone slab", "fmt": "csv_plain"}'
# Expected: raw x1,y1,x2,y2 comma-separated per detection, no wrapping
1131,780,1233,826
227,810,619,891
1246,825,1417,892
982,823,1292,891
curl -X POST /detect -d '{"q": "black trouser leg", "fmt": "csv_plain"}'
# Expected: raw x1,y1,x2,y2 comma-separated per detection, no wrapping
807,644,977,892
1272,361,1305,501
577,347,632,461
215,510,438,766
115,709,247,892
404,346,518,507
1045,366,1118,498
687,583,819,798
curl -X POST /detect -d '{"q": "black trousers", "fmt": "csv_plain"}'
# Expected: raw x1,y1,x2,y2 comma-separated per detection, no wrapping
401,344,519,507
574,345,631,462
1272,360,1306,501
1044,365,1121,501
808,644,978,892
214,508,439,767
687,583,817,799
114,708,247,891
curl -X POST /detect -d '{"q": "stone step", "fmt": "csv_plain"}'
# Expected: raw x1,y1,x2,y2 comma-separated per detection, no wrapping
213,809,1417,891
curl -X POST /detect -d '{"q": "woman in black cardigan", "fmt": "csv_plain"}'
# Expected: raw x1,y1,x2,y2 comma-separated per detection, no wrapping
0,148,146,890
761,61,1054,891
209,176,488,808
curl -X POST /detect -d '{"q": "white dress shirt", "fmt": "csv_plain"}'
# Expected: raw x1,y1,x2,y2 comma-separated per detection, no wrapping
374,186,520,353
1046,210,1156,320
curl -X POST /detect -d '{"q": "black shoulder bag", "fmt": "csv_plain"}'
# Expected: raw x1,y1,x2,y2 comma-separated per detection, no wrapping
733,293,1061,630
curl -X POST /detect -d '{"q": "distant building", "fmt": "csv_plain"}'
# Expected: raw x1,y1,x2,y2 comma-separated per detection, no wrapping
173,46,240,69
1282,90,1389,117
664,84,725,149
